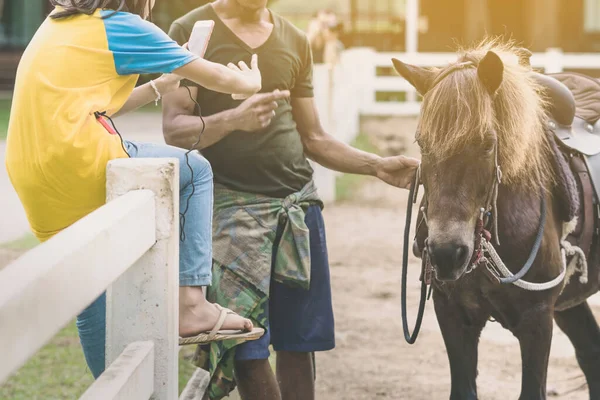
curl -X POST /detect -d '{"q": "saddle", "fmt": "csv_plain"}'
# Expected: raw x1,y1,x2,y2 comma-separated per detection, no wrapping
537,71,600,309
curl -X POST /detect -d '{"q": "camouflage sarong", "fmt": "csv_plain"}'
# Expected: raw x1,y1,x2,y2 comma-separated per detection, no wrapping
192,180,323,399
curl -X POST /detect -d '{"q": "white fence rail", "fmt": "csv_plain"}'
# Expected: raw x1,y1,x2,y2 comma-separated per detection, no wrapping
310,47,600,203
316,47,600,139
0,158,181,400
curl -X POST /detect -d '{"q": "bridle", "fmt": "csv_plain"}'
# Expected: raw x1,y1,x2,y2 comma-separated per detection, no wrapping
401,61,564,345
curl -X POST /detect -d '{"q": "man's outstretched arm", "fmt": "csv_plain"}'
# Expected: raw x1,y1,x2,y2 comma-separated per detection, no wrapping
292,96,420,189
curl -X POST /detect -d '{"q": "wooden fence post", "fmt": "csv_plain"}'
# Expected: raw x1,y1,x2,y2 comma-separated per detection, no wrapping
105,158,180,400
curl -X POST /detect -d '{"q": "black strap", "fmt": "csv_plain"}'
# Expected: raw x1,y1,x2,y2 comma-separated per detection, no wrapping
401,170,429,344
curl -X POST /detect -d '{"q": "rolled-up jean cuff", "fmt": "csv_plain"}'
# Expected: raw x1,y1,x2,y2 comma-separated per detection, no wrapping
180,274,212,287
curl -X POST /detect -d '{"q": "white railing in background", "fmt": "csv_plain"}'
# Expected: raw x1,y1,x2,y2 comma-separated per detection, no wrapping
310,47,600,203
0,158,181,400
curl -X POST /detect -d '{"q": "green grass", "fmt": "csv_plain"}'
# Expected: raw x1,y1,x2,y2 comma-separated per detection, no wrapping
0,233,39,250
0,321,95,400
0,98,12,140
0,321,199,399
335,132,380,202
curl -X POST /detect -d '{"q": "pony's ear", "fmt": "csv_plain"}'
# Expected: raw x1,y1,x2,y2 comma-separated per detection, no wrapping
517,48,533,67
477,51,504,95
392,58,436,96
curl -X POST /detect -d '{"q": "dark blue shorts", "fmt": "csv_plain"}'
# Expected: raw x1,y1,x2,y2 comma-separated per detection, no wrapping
235,205,336,360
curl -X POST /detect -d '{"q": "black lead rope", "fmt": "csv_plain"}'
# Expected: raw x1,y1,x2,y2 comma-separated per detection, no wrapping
401,169,429,345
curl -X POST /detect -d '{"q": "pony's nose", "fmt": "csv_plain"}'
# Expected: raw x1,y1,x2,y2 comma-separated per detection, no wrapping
427,241,470,281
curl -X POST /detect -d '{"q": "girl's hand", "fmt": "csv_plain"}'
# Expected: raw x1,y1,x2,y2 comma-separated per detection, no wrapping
227,54,262,100
154,73,183,96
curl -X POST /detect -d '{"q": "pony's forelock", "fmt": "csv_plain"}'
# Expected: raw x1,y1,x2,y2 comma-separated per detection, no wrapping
418,38,553,188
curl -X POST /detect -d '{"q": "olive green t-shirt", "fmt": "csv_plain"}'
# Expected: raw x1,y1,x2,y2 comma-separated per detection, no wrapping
168,5,315,198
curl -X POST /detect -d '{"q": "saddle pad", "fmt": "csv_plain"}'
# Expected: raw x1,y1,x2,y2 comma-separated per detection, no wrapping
549,72,600,124
548,133,580,223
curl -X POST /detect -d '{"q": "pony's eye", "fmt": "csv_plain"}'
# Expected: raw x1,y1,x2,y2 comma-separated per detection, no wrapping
482,138,495,154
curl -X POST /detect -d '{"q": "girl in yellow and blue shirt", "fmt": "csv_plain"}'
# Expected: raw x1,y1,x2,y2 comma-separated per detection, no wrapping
5,0,263,377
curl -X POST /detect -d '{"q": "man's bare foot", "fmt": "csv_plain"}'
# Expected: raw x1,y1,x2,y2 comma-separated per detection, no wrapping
179,286,254,338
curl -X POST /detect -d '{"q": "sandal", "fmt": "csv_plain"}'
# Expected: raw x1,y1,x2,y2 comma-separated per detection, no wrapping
179,304,264,346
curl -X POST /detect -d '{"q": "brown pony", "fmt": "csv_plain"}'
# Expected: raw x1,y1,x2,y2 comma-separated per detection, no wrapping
393,40,600,399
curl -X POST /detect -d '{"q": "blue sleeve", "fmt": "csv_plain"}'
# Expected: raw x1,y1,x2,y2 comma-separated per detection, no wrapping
101,11,198,75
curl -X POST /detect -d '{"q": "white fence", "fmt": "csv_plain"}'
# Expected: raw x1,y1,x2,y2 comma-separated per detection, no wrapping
0,158,189,400
311,47,600,202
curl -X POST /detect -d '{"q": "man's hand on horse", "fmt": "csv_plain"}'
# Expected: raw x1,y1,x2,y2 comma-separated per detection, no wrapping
231,89,291,132
375,155,420,189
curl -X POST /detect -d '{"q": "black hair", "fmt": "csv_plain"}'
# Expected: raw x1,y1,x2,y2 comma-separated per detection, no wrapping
49,0,151,19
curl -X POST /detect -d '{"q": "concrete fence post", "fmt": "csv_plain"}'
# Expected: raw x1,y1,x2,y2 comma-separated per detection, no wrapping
105,158,180,400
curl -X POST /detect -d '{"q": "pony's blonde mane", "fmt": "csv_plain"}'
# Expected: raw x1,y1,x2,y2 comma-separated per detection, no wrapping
418,39,552,188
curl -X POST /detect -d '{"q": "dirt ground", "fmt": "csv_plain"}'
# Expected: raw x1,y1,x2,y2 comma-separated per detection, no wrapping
314,178,599,400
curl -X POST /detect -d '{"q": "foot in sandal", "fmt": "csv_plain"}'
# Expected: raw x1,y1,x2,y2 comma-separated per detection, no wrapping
178,287,263,345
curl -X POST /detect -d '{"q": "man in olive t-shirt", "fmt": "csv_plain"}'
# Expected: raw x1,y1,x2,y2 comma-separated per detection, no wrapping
167,2,314,197
163,1,419,399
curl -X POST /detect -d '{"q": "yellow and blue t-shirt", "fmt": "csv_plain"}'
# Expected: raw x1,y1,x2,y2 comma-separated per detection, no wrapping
5,8,198,241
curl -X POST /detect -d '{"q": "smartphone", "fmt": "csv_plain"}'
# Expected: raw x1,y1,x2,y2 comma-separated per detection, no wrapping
188,20,215,58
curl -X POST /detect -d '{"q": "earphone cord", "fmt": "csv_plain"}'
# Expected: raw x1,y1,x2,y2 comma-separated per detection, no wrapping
179,84,206,242
95,111,131,158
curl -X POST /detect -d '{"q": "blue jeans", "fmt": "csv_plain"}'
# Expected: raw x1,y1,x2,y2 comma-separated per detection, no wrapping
76,141,214,378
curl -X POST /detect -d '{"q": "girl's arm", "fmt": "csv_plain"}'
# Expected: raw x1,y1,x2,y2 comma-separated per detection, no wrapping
101,13,261,117
173,54,261,99
112,74,182,117
112,55,261,118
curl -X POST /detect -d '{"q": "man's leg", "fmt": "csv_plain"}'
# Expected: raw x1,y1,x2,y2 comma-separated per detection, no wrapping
235,205,334,400
234,324,281,400
276,351,315,400
270,205,335,400
235,359,281,400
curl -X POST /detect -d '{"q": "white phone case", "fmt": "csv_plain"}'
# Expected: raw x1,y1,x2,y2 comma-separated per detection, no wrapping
188,20,215,58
